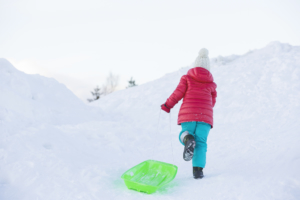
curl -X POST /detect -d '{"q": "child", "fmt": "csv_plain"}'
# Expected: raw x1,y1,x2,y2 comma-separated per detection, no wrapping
161,48,217,179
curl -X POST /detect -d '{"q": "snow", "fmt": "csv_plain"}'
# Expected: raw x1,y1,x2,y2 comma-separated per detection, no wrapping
1,41,300,199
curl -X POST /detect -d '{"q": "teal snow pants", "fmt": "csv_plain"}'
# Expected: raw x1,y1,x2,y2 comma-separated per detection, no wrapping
179,122,211,168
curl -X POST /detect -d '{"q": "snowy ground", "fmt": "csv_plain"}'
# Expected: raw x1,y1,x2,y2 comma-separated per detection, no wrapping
0,41,300,199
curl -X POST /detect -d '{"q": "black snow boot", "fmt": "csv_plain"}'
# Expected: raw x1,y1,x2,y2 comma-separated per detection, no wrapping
183,134,195,161
193,167,204,179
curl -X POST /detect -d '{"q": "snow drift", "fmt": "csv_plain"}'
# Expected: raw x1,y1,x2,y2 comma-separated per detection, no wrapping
0,41,299,199
0,58,104,127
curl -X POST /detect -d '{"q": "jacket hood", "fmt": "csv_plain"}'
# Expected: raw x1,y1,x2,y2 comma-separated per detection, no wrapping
187,67,214,83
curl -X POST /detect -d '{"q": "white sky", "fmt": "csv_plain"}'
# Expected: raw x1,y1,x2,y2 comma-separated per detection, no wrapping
1,0,300,101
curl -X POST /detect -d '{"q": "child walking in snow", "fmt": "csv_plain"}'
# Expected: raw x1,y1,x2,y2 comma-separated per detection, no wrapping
161,48,217,179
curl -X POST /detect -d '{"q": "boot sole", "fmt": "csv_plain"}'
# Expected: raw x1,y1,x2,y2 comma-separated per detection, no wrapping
183,140,195,161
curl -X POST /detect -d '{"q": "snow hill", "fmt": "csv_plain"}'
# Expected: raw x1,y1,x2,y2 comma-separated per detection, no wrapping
1,42,300,200
0,58,104,127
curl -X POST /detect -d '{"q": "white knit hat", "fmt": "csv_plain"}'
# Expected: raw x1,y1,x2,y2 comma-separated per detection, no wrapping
193,48,210,71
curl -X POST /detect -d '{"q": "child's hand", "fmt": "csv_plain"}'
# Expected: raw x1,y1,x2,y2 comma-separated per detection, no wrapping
161,104,170,113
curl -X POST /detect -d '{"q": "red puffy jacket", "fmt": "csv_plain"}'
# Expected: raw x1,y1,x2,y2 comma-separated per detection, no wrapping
165,67,217,127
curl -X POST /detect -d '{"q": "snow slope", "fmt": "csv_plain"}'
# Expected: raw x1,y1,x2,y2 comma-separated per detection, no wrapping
0,58,104,127
1,41,300,199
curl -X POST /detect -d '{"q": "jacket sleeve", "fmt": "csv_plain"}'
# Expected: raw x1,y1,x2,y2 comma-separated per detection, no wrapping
165,75,188,109
211,87,217,107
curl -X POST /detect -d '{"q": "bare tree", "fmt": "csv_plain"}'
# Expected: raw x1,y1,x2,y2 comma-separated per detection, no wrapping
102,72,119,95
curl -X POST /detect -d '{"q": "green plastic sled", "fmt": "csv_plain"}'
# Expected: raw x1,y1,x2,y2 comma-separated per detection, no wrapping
121,160,178,194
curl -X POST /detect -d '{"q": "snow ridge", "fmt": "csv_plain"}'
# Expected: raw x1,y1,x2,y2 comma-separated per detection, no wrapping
0,58,103,127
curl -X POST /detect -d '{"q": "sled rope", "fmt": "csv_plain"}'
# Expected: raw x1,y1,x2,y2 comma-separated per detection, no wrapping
156,110,161,135
169,112,175,163
156,109,175,163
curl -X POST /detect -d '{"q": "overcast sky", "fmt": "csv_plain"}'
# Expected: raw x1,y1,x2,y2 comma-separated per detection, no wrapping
1,0,300,101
